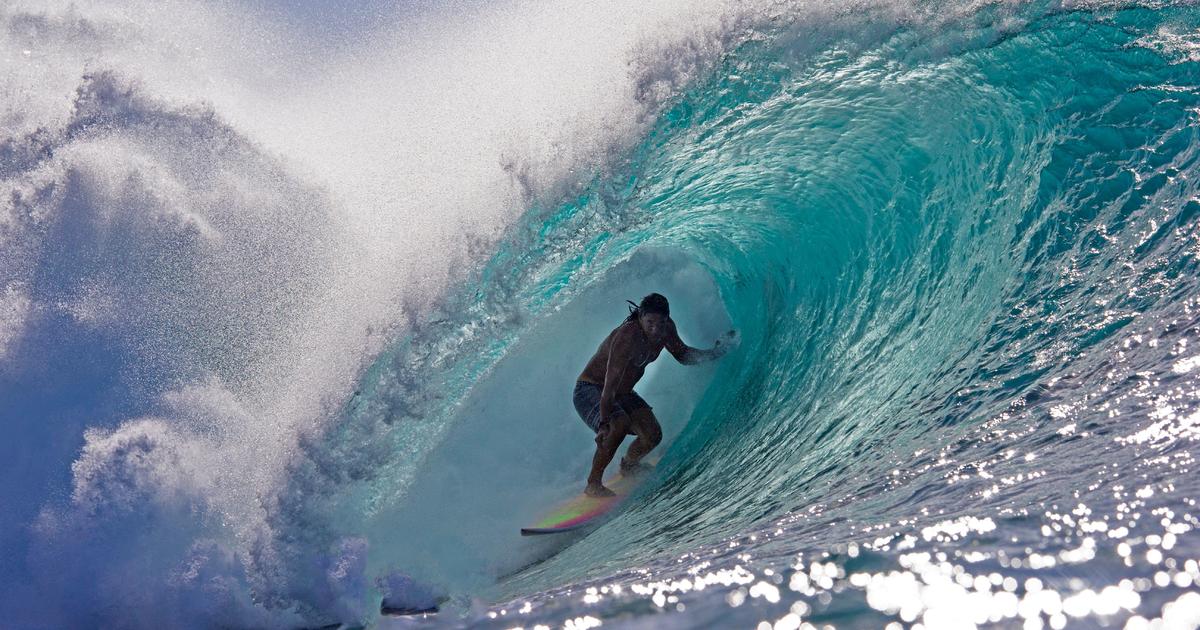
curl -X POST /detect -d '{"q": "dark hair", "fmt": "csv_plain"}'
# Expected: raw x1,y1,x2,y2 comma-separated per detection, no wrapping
625,293,670,322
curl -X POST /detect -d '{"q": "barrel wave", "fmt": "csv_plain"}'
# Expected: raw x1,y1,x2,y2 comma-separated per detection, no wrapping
5,2,1200,629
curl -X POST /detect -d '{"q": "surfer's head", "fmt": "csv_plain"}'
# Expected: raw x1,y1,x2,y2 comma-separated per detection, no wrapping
626,293,670,341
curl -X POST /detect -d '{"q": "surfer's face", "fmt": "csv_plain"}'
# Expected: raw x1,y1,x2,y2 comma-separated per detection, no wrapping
639,312,668,342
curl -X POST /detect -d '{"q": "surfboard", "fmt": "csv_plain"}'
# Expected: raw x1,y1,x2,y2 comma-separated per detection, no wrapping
520,461,656,536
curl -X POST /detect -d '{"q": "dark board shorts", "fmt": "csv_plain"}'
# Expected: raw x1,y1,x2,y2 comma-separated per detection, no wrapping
572,381,651,434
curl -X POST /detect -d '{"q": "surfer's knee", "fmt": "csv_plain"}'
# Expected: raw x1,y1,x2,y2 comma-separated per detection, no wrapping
632,409,661,447
602,414,630,447
646,422,662,448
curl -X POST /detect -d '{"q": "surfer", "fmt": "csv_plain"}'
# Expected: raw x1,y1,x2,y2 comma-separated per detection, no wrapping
574,293,733,497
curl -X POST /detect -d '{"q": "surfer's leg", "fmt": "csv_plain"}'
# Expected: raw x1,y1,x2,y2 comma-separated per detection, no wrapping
622,407,661,472
586,412,631,496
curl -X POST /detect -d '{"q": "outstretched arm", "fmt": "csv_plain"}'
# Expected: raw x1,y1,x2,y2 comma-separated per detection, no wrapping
665,321,737,365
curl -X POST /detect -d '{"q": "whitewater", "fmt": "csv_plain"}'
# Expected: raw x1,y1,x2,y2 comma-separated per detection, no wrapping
2,0,1200,628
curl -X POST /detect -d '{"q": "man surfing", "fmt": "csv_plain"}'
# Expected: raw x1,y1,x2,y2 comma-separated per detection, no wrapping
573,293,734,497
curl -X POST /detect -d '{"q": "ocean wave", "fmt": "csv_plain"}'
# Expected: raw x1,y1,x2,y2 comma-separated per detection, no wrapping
5,1,1200,629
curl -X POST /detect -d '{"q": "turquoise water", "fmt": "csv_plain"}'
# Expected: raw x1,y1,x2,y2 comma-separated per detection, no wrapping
5,2,1200,628
351,5,1200,628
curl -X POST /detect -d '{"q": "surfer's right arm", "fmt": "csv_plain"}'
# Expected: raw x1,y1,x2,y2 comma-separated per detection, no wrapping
665,322,737,365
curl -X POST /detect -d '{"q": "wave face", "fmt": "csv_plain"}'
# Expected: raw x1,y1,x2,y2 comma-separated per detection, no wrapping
374,4,1200,628
6,1,1200,629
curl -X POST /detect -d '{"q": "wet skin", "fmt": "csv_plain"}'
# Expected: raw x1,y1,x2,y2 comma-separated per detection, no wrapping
578,312,727,497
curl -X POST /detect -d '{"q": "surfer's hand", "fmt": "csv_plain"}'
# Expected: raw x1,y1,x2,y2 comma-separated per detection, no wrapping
713,330,739,356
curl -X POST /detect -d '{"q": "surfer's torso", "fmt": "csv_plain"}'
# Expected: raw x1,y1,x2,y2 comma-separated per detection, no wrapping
577,319,674,392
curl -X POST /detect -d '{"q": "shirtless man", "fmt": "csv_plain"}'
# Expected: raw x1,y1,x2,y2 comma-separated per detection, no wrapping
573,293,734,497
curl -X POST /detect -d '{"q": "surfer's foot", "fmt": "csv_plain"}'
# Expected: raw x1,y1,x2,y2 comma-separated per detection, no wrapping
585,482,616,497
620,458,655,477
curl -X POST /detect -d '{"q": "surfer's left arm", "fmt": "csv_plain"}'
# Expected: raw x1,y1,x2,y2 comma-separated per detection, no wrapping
665,321,737,365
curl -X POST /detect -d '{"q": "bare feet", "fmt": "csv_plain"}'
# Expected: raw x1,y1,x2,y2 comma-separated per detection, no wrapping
620,458,655,477
585,482,616,497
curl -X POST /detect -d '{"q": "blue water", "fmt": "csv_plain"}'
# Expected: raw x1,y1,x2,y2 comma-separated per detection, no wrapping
4,2,1200,629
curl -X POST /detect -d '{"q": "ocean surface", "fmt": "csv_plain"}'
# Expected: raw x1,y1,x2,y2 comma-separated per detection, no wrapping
2,1,1200,628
